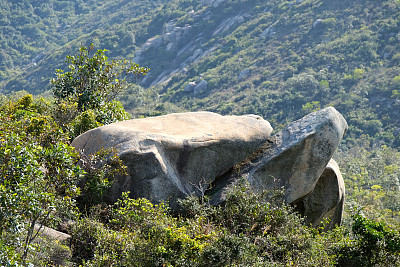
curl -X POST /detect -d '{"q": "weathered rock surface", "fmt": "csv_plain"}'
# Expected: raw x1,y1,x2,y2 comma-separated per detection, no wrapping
33,223,72,265
237,68,251,80
213,15,245,36
293,159,345,230
210,107,347,214
260,20,279,38
34,223,71,245
201,0,226,7
184,81,196,92
72,112,273,207
73,107,348,228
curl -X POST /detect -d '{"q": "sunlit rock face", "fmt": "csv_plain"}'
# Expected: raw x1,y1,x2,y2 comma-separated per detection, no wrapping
210,107,347,228
73,107,347,228
72,112,273,207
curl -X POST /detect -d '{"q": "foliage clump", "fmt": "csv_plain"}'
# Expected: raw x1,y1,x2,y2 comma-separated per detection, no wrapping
68,180,400,267
0,45,147,265
51,44,148,139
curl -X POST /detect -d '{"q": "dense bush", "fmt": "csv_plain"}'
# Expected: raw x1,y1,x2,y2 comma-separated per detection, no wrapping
0,94,83,263
0,41,151,264
51,45,148,138
69,180,400,266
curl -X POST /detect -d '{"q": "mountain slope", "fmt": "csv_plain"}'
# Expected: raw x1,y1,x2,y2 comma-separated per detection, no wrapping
0,0,169,86
2,0,400,149
129,0,400,149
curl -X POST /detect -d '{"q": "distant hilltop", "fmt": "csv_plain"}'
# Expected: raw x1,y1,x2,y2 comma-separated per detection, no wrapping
201,0,226,7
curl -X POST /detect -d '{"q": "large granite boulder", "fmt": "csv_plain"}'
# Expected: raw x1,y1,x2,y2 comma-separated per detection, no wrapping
72,112,273,207
209,107,347,226
72,107,348,228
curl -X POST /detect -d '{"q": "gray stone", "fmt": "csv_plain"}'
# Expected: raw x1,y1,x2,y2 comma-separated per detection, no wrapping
237,68,251,80
163,32,173,42
164,21,176,33
184,81,196,92
210,107,347,208
34,223,71,245
213,15,245,36
194,80,208,95
248,107,347,204
260,20,279,38
201,0,226,7
292,159,345,230
201,0,213,6
190,48,204,62
166,42,174,51
313,19,323,29
177,40,195,56
212,0,226,7
142,36,163,50
72,112,273,208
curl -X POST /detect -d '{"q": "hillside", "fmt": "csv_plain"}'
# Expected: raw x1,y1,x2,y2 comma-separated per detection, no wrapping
0,0,169,85
1,0,400,264
2,0,400,150
130,0,400,150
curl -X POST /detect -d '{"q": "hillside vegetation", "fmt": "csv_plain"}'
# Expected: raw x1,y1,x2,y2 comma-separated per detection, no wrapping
0,0,168,85
2,0,400,149
0,89,399,265
1,0,400,265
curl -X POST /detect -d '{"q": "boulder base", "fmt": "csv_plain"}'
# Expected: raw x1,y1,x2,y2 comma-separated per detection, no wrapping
292,159,345,230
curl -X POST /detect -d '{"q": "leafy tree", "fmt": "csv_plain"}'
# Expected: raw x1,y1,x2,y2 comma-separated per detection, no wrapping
51,44,148,138
51,44,148,111
0,95,83,263
337,210,400,266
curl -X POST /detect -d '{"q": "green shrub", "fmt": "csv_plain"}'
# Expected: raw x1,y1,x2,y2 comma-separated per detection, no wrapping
51,44,148,112
339,211,400,266
77,149,127,213
0,95,83,263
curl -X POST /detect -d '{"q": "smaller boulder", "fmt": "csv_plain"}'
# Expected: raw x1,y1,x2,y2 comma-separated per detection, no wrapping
313,19,323,29
292,159,345,230
194,80,208,95
237,68,251,80
210,107,348,206
184,81,196,92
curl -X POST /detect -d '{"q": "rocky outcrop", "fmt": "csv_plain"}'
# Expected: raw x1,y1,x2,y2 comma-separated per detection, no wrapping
237,68,251,80
142,36,163,50
72,107,347,227
183,79,209,94
141,22,192,53
260,20,279,38
313,19,323,29
213,15,246,36
184,81,197,92
72,112,273,208
211,107,347,202
209,107,347,227
34,223,71,245
194,80,208,95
